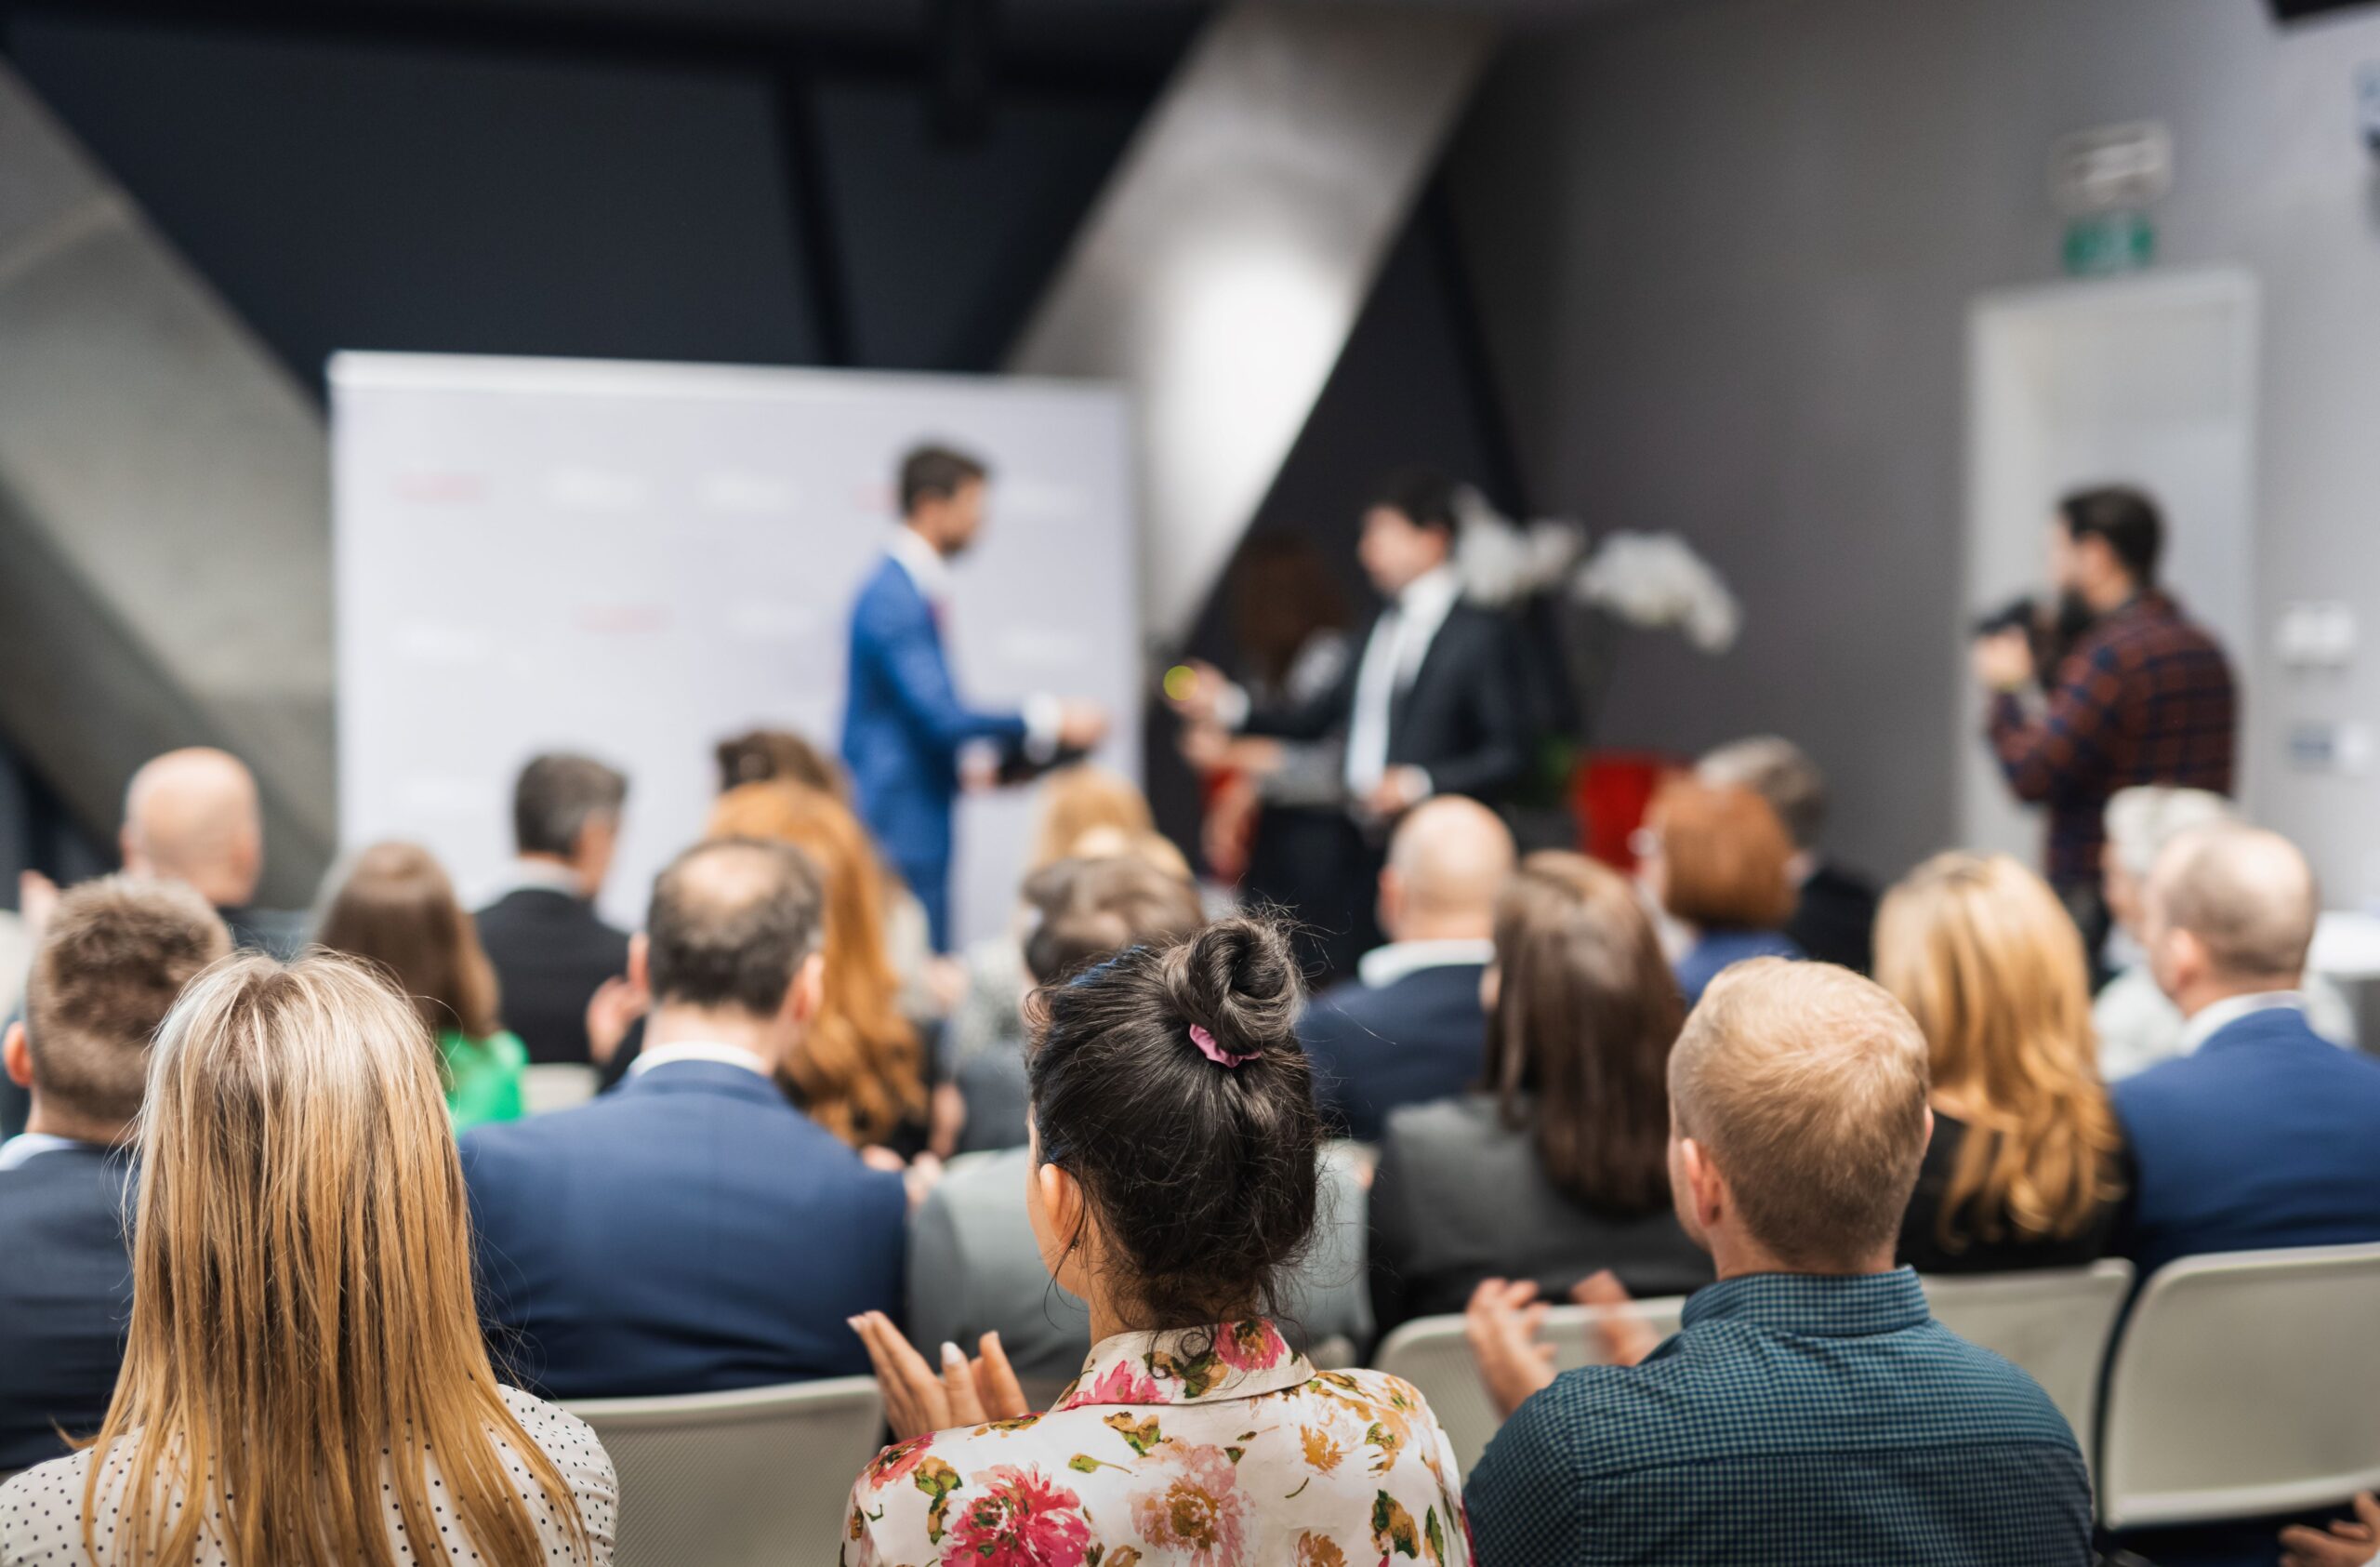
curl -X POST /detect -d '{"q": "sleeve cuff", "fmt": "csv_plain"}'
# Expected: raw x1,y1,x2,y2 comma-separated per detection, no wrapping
1023,694,1064,764
1215,683,1250,731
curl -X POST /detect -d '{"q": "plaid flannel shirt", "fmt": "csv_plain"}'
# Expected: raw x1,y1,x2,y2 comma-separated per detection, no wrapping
1988,591,2236,890
1462,1268,2093,1566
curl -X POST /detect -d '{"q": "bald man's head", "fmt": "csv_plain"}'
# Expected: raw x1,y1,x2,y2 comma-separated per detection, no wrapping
120,749,263,909
2146,822,2319,1011
1379,795,1516,944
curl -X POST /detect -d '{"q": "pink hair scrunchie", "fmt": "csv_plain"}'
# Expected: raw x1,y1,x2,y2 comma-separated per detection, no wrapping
1187,1024,1256,1069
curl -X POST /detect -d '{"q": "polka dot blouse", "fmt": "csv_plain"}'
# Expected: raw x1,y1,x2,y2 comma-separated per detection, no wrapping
0,1386,615,1567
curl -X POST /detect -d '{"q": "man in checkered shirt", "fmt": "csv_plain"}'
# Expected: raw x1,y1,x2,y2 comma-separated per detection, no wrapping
1975,485,2237,953
1461,960,2092,1565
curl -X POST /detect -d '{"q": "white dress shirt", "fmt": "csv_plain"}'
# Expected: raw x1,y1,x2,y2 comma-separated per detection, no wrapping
628,1040,774,1080
1356,936,1496,990
1343,564,1462,796
0,1132,86,1173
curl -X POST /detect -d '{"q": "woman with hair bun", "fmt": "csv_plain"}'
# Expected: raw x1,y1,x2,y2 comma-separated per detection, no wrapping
844,916,1472,1567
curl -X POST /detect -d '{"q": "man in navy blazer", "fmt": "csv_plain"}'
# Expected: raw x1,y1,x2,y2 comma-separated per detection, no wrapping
0,877,230,1473
2111,822,2380,1280
839,444,1106,949
1301,796,1514,1143
462,838,908,1401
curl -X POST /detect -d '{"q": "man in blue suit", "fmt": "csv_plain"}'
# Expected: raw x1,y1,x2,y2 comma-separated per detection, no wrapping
461,837,908,1400
2112,821,2380,1281
1300,795,1514,1143
0,877,230,1472
840,444,1106,949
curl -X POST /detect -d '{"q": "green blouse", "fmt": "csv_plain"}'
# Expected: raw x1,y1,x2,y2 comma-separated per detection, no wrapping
439,1027,529,1131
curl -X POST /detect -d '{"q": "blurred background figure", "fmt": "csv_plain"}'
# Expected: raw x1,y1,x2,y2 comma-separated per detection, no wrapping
1300,794,1514,1144
474,752,629,1069
1697,735,1877,975
1874,852,2127,1274
1368,851,1710,1335
317,841,529,1131
1634,777,1804,1009
2096,785,2357,1081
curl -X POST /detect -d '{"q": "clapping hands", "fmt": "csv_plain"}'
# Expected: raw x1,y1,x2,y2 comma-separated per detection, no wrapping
2281,1491,2380,1567
1464,1270,1668,1420
850,1311,1033,1442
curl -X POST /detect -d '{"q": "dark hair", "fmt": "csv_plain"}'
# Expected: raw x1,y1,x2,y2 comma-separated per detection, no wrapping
2058,485,2162,586
643,838,825,1017
24,876,231,1129
900,444,989,516
1021,856,1206,987
1368,467,1462,537
1226,534,1352,692
317,842,503,1044
1026,916,1320,1327
1488,852,1683,1217
715,727,849,802
513,752,627,859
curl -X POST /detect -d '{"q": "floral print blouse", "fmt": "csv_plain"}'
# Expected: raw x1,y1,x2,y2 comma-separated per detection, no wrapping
842,1319,1472,1567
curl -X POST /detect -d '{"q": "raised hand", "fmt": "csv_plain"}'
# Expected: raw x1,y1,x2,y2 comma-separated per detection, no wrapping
851,1312,1031,1441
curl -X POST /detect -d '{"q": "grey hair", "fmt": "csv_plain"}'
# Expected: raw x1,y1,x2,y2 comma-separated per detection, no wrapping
512,752,628,859
1698,736,1826,851
2104,786,2235,883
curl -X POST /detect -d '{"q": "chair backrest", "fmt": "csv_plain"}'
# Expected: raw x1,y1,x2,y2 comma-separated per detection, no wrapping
522,1063,601,1117
1374,1298,1687,1476
1921,1260,2132,1466
2098,1242,2380,1530
568,1376,884,1567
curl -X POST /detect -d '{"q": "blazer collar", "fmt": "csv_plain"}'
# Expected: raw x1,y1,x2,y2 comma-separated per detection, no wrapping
619,1056,789,1109
1052,1320,1313,1409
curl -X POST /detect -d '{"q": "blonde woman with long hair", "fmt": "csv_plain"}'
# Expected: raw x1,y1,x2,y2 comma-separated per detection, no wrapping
1874,852,2127,1270
0,953,615,1567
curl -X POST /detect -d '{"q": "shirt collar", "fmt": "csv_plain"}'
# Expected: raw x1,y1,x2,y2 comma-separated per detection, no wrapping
2179,989,2307,1054
0,1132,101,1173
628,1040,775,1080
1680,1267,1930,1339
502,857,587,898
887,525,953,604
1051,1320,1315,1409
1357,937,1494,989
1394,564,1462,626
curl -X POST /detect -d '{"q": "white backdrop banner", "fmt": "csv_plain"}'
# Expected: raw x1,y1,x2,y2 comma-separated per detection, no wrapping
331,352,1141,944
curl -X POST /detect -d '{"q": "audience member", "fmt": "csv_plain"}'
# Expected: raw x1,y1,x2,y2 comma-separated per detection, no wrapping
318,842,529,1131
1874,853,2127,1272
909,855,1373,1393
1300,795,1514,1143
2112,823,2380,1279
1370,853,1711,1335
845,918,1472,1567
117,747,304,956
949,839,1201,1155
1975,485,2237,954
461,838,905,1399
0,879,228,1474
1636,777,1803,1008
1697,735,1878,973
2096,785,2356,1080
0,952,615,1567
713,726,945,1025
473,752,630,1068
701,780,931,1157
1463,959,2092,1566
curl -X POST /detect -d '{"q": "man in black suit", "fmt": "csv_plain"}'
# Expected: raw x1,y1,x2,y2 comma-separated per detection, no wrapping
474,753,631,1067
1300,795,1514,1143
1698,735,1879,975
1179,469,1532,977
0,876,230,1472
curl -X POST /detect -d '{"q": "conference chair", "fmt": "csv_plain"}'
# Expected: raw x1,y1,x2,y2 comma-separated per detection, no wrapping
1921,1260,2132,1467
522,1063,601,1117
1375,1297,1689,1475
568,1376,884,1567
2097,1242,2380,1531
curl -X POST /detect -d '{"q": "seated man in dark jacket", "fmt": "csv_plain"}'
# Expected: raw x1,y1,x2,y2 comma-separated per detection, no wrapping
0,877,229,1471
1299,795,1513,1143
462,838,906,1399
473,752,632,1067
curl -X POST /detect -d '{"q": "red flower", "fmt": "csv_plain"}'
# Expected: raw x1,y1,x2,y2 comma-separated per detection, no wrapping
1059,1359,1164,1410
865,1433,934,1488
939,1466,1091,1567
1214,1320,1287,1374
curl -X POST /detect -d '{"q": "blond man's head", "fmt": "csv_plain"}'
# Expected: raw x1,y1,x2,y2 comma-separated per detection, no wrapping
1668,959,1931,1271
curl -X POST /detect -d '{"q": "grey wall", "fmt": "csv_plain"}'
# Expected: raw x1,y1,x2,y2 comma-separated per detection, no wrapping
1449,0,2380,896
